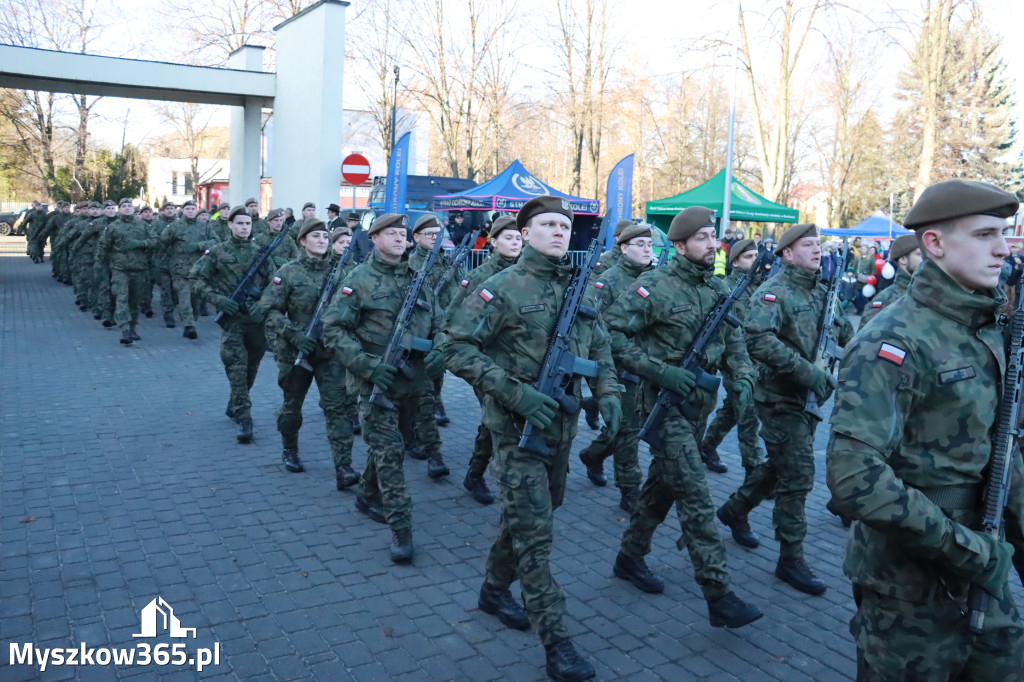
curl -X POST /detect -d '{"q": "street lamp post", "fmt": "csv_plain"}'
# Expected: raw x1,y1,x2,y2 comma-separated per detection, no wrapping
390,65,400,156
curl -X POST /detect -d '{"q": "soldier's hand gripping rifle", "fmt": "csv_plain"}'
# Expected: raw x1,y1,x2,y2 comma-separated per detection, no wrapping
433,228,479,301
638,249,774,450
966,293,1024,635
517,221,612,457
290,242,355,376
368,226,445,410
803,245,847,420
214,223,293,328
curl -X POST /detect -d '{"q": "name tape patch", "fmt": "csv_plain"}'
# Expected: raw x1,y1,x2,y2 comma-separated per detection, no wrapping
877,343,906,366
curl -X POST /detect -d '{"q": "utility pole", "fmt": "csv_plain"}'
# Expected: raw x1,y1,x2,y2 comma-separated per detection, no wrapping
390,65,400,156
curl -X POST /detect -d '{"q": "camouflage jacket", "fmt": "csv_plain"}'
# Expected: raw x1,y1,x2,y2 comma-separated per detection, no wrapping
409,244,461,312
249,216,270,238
253,226,299,269
716,268,762,322
329,246,359,280
260,252,337,362
440,244,620,437
189,235,271,319
98,215,158,271
744,262,854,405
152,215,177,269
72,216,112,261
448,253,518,312
585,255,651,314
593,246,621,276
38,211,69,242
860,267,911,327
826,259,1024,607
212,218,231,243
321,250,442,396
24,209,47,239
161,218,221,275
55,216,84,251
602,255,754,414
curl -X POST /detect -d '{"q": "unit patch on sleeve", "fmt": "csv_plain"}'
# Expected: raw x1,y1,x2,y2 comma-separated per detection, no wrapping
636,286,651,299
479,288,494,302
877,342,906,366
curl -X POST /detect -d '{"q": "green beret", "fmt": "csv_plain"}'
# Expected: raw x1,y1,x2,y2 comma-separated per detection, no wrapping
667,207,716,242
614,219,636,238
331,225,352,242
489,215,518,240
729,238,757,263
368,213,409,236
266,208,284,221
616,223,652,245
516,195,573,229
218,203,231,211
775,223,819,255
889,234,920,261
904,179,1018,231
102,200,116,208
297,218,327,241
413,214,441,234
181,200,196,208
302,201,315,210
227,206,249,222
244,197,258,206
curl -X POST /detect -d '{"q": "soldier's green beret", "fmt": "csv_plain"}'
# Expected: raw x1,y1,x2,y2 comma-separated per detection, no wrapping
162,201,176,210
729,238,757,263
889,234,920,261
297,218,327,242
181,200,196,208
775,223,819,255
244,197,258,206
118,197,133,207
904,179,1019,231
218,203,231,211
102,199,116,208
516,195,573,229
667,207,716,242
331,225,352,242
197,208,209,216
614,219,636,238
490,215,518,240
368,213,409,236
616,223,652,245
227,206,249,222
302,201,315,210
266,208,284,221
413,214,441,234
140,205,152,213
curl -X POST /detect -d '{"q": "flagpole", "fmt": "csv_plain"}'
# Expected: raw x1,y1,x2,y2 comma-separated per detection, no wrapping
721,0,741,238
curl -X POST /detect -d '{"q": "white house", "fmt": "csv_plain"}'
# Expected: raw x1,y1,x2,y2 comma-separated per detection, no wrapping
147,157,229,206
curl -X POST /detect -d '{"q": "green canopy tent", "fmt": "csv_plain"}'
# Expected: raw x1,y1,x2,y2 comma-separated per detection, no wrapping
645,169,799,232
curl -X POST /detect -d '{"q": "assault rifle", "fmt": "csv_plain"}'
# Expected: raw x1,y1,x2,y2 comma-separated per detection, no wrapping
638,249,774,450
214,224,293,328
518,222,611,456
967,293,1024,634
368,225,445,410
291,243,355,375
433,228,479,300
803,245,847,420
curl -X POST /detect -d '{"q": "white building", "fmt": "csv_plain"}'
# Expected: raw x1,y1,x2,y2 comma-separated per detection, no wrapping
147,157,229,206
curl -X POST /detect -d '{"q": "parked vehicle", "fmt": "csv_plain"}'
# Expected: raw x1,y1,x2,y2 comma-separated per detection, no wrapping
0,206,29,236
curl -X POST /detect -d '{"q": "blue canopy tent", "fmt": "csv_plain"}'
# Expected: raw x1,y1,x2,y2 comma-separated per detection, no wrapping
819,212,910,238
432,160,600,215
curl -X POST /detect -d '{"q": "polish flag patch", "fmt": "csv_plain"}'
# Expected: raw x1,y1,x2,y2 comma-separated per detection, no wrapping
204,249,210,255
273,276,282,285
637,286,650,299
764,293,777,302
479,288,494,302
595,282,605,289
878,343,906,366
341,286,353,295
460,279,470,287
872,301,883,308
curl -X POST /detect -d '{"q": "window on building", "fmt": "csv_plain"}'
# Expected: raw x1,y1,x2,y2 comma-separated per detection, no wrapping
185,175,193,194
171,171,178,195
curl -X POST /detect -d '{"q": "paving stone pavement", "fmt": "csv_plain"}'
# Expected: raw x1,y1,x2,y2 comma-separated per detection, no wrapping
2,235,1014,681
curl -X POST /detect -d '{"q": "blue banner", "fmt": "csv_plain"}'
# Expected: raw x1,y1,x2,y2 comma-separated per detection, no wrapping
602,154,634,249
384,132,411,214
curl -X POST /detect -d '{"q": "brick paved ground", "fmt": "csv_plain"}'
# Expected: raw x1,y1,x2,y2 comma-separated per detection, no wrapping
0,234,994,681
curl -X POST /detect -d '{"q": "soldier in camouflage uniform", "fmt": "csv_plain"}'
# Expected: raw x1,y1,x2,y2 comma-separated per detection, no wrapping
41,202,71,275
24,201,46,262
577,222,654,513
442,196,623,682
321,213,447,565
245,197,270,237
827,179,1024,681
98,199,158,345
162,200,220,340
62,203,97,295
150,202,179,328
330,225,362,438
716,223,854,596
601,207,763,631
51,202,82,284
446,215,522,505
257,219,360,489
191,206,271,444
93,201,125,327
254,209,298,268
71,200,115,314
699,239,768,481
859,233,921,328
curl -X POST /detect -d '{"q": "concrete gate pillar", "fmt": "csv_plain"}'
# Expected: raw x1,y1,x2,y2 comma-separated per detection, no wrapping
228,45,266,207
272,0,348,212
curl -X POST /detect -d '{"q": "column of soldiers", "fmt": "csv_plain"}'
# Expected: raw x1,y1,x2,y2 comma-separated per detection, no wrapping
23,179,1024,681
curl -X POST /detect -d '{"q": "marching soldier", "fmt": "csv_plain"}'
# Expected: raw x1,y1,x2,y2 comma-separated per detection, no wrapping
257,219,359,489
72,199,115,315
859,233,921,327
442,196,623,682
161,200,220,340
600,207,763,630
329,224,362,438
191,206,271,444
65,202,100,302
716,223,853,596
245,197,269,236
41,202,71,275
827,180,1024,679
51,202,81,284
152,202,180,328
212,203,232,241
321,213,447,565
98,199,159,345
255,209,298,268
577,221,654,513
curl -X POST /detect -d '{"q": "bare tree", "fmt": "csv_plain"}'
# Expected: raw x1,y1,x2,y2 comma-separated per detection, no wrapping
152,102,221,200
166,0,267,66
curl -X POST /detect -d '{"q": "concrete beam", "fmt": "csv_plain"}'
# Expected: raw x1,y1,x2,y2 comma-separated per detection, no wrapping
228,46,267,207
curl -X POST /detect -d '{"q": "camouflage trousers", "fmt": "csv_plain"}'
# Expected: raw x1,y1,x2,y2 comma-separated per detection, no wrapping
719,401,817,559
95,263,113,315
620,406,730,601
398,390,442,459
71,253,94,302
581,378,643,490
275,350,355,468
485,415,575,647
150,267,176,317
467,387,493,477
852,583,1024,681
171,273,200,326
52,240,68,278
702,386,766,471
219,320,266,421
111,269,147,332
27,236,45,261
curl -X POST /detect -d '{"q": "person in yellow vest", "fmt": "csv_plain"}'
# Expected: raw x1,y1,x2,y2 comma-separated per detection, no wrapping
713,238,728,276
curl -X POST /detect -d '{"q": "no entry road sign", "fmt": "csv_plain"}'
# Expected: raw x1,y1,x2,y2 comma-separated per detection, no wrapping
342,154,371,185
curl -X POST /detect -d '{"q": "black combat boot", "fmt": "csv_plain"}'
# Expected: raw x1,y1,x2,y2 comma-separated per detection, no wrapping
775,557,827,596
282,448,304,473
129,328,141,341
164,313,176,328
335,464,359,490
435,403,450,427
93,308,103,320
699,444,728,473
119,330,132,345
707,591,763,628
351,419,361,435
544,639,595,682
427,454,450,479
355,494,386,524
102,312,115,327
581,397,600,430
716,504,760,549
390,528,413,563
225,405,236,422
236,418,253,444
826,498,852,528
405,445,427,461
578,448,606,487
619,487,639,514
613,551,665,594
478,583,529,630
183,325,198,340
463,471,495,505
